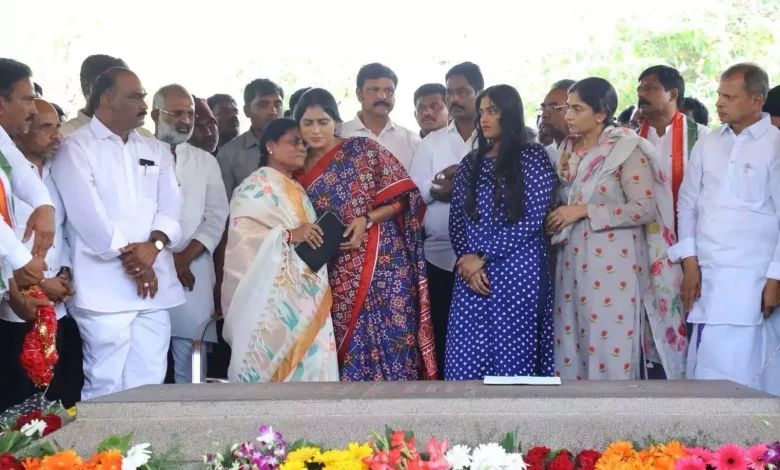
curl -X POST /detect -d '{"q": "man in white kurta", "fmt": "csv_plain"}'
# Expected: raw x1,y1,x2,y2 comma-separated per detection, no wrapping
152,85,229,383
51,68,185,399
668,64,780,395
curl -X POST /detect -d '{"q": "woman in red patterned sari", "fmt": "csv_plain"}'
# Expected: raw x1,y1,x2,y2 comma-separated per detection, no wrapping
294,88,437,381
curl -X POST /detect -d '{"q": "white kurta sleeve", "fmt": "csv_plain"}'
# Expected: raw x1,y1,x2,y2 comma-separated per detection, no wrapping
150,146,182,246
0,221,31,270
191,158,229,253
1,136,53,210
668,139,704,262
50,140,129,260
409,137,435,204
765,154,780,280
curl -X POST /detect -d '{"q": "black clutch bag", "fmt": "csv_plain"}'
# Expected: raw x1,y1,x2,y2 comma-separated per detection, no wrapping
294,211,347,272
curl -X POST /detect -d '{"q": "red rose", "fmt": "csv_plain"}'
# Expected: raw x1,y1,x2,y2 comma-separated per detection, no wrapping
526,446,551,465
549,453,575,470
0,452,22,470
14,411,61,437
15,410,43,429
575,450,602,470
529,464,546,470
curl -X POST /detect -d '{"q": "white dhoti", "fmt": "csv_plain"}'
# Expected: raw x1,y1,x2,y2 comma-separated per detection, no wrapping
71,308,171,400
688,314,780,396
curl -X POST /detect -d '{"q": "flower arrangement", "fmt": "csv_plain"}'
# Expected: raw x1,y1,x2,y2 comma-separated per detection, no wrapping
204,426,780,470
19,287,59,388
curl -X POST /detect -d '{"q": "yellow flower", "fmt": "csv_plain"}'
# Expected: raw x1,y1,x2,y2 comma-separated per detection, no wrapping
324,460,365,470
315,449,353,466
603,441,637,461
280,460,307,470
658,441,688,459
596,454,627,470
347,442,373,461
40,450,82,470
286,447,322,462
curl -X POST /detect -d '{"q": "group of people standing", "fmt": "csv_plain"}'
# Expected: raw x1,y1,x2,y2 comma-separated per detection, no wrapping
1,54,779,414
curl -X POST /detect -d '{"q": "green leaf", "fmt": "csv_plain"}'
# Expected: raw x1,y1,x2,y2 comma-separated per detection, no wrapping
288,440,324,452
0,431,32,454
97,433,133,453
500,430,517,453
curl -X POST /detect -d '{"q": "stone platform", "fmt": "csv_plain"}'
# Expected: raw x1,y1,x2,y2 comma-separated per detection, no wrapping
45,381,780,464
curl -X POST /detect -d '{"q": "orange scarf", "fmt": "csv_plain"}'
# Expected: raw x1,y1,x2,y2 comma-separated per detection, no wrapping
640,112,685,232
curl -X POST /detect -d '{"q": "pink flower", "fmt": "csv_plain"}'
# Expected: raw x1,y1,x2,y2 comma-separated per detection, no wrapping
660,298,669,317
651,259,664,276
686,447,714,466
663,226,675,245
425,437,450,470
666,326,677,345
676,456,707,470
746,444,768,470
714,444,748,470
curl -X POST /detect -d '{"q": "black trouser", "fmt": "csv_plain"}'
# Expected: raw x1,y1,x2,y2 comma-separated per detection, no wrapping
426,262,454,378
0,316,84,412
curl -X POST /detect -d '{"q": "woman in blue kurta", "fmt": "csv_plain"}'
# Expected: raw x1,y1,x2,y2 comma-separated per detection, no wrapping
446,85,556,380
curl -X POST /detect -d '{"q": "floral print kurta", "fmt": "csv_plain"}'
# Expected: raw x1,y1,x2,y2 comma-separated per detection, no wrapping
553,147,655,380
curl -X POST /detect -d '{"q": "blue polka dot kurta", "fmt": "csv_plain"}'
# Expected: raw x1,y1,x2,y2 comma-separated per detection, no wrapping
445,144,556,380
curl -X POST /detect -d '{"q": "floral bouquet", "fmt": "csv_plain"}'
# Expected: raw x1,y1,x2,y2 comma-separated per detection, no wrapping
205,425,288,470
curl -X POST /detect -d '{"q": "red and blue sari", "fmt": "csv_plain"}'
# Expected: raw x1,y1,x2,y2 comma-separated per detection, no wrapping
297,137,437,381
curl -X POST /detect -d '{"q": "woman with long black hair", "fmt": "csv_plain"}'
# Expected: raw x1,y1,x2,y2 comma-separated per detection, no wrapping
446,85,556,380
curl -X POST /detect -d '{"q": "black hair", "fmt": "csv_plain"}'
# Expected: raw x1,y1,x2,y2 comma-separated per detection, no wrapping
207,93,235,111
617,105,636,126
284,87,311,117
258,118,300,167
51,102,66,120
639,65,685,108
764,85,780,118
356,63,398,89
552,79,576,92
445,62,484,92
88,66,132,113
413,83,446,106
0,58,33,100
292,88,342,124
243,79,284,106
681,97,710,126
34,82,43,97
467,84,529,224
569,77,619,129
80,54,127,96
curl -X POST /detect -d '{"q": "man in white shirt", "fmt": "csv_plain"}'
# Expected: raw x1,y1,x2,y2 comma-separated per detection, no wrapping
60,54,154,139
669,63,780,395
413,83,449,139
188,97,219,154
409,61,483,374
51,67,185,399
0,99,83,411
341,63,420,170
151,84,229,383
0,58,56,296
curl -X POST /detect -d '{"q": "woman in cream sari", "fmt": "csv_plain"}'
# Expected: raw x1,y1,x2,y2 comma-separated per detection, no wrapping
222,118,339,382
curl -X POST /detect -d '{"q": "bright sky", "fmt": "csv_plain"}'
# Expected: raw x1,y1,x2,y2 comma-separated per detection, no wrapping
0,0,767,131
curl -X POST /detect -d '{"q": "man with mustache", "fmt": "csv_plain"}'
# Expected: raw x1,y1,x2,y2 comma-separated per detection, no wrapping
1,99,83,412
538,79,575,163
189,97,219,154
60,54,154,138
216,79,283,199
341,63,420,170
151,85,228,383
51,67,185,399
409,61,483,374
0,58,56,304
207,94,240,151
413,83,449,139
670,63,780,395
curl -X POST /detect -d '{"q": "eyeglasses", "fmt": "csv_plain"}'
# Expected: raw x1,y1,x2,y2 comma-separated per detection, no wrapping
536,104,567,115
160,109,195,120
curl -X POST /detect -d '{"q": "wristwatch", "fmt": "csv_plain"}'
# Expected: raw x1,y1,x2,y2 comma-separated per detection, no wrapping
364,214,374,229
477,250,489,262
150,238,165,252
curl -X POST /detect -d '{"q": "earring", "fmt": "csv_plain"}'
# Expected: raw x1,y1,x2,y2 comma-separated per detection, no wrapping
270,151,274,155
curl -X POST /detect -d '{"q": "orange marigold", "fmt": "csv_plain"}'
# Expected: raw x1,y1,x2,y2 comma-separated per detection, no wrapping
603,441,637,461
40,450,82,470
596,453,627,470
83,450,123,470
21,457,42,470
658,441,688,460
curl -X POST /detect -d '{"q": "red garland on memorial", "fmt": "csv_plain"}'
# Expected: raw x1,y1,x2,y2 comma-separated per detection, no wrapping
18,286,58,387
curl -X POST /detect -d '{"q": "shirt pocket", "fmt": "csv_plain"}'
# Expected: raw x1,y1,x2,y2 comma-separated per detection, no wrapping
137,165,160,201
729,162,766,205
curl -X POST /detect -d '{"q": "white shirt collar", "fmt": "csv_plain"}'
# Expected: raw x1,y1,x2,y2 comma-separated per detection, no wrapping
89,115,144,142
718,113,772,138
352,112,397,134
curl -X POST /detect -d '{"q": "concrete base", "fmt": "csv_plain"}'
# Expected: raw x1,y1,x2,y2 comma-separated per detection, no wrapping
44,381,780,464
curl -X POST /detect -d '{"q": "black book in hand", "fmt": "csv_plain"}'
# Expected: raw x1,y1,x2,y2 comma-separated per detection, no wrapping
294,211,347,272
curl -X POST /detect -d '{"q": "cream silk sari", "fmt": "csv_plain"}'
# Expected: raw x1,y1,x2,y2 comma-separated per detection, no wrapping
222,167,339,382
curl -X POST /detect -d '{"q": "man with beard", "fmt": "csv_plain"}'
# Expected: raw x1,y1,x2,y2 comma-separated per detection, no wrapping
0,58,55,297
1,99,83,412
61,54,154,138
413,83,449,138
207,94,240,151
216,79,283,198
341,63,420,170
409,61,483,374
52,68,185,399
189,97,219,154
151,85,228,383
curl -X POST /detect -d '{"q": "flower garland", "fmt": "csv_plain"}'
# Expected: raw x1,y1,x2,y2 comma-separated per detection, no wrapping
18,287,58,388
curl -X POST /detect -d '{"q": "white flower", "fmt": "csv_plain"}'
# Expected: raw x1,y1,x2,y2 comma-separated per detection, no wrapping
502,453,528,470
20,419,46,437
471,443,507,470
122,443,151,470
445,444,473,470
